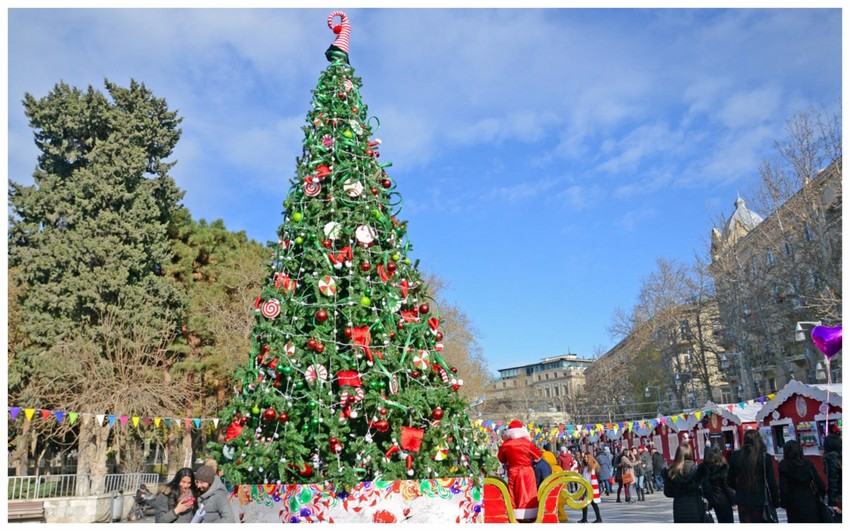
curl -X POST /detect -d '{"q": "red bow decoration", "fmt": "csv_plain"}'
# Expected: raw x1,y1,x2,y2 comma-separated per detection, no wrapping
376,264,395,282
224,419,243,442
351,326,374,364
401,426,425,453
274,273,296,292
401,310,420,323
337,371,362,387
399,279,409,299
328,246,353,269
428,317,439,333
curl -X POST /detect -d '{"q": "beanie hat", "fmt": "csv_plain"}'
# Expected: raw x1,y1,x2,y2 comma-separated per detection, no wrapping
503,419,530,441
508,419,523,429
194,464,216,484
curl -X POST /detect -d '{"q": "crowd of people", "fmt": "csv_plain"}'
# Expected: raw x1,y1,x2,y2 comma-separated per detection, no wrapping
497,419,842,524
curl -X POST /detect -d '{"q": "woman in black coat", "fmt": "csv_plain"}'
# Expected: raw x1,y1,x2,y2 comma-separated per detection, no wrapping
663,443,707,523
699,446,735,523
822,432,842,515
779,440,826,522
727,429,779,523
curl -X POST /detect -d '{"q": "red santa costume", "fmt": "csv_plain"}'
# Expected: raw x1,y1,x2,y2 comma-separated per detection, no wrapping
497,419,542,521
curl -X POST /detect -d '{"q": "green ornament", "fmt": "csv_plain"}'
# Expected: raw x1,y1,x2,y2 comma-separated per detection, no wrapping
252,406,261,415
311,417,320,426
292,212,303,222
360,296,371,307
403,258,411,264
343,130,354,138
281,365,293,376
295,381,305,389
295,236,304,245
392,253,400,261
308,401,318,409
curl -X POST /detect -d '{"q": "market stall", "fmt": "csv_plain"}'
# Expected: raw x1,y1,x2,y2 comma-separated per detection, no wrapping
694,401,762,460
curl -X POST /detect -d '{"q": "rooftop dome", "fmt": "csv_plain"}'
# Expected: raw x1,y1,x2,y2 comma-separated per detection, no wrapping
723,196,763,239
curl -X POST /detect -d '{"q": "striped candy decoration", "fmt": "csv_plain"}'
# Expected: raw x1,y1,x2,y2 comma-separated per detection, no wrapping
305,364,328,383
318,275,337,296
260,299,281,319
327,11,351,54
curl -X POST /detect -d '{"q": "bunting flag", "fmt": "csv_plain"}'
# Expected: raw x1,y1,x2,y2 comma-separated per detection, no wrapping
25,409,36,421
10,407,21,420
41,409,51,421
69,412,78,425
8,406,221,432
55,411,64,423
132,417,140,428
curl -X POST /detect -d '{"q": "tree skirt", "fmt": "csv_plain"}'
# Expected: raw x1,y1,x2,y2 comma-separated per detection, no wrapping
231,477,483,523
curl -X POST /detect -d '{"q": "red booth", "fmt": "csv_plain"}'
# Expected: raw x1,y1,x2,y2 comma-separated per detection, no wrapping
694,401,762,461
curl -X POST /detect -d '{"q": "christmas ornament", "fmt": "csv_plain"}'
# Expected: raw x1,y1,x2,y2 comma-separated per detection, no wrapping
224,419,243,442
263,408,277,421
355,224,376,245
343,179,364,197
432,408,444,420
305,364,329,383
323,221,342,240
261,299,281,319
419,303,430,314
413,351,430,369
318,276,337,296
303,181,321,197
316,309,329,322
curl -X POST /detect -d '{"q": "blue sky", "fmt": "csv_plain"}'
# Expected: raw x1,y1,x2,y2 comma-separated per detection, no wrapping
6,7,842,376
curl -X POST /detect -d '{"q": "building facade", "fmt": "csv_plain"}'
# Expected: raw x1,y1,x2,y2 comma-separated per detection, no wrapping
709,159,842,398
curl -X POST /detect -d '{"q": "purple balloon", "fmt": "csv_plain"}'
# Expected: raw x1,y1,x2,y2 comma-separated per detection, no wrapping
811,325,842,360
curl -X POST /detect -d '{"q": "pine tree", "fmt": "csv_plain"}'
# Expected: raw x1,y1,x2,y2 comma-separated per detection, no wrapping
208,12,496,487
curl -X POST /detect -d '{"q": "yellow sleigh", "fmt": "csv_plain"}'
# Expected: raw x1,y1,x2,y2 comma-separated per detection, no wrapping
483,471,593,523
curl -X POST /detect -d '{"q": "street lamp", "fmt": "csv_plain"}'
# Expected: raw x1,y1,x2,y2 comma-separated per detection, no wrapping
815,361,827,382
795,321,822,342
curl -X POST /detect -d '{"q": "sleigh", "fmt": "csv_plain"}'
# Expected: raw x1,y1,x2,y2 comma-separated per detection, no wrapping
483,471,593,523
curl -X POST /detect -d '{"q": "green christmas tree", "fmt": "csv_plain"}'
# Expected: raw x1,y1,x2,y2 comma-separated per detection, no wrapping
208,11,495,488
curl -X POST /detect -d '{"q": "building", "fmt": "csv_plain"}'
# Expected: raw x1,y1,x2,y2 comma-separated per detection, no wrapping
709,158,842,398
483,354,593,421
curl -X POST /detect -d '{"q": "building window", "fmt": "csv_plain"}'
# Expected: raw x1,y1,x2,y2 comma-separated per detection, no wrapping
766,250,775,267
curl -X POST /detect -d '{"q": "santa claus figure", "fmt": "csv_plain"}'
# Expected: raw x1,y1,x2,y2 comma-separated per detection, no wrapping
497,419,542,522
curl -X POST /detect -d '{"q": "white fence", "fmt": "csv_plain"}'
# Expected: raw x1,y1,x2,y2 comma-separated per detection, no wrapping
8,473,160,500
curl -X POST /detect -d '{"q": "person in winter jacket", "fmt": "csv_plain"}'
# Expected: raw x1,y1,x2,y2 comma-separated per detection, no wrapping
595,446,613,495
651,447,666,491
558,446,575,472
497,420,542,522
779,440,826,522
663,444,708,523
578,451,603,523
153,467,199,523
822,432,842,518
639,446,654,494
727,429,779,523
194,464,236,523
631,448,646,501
618,447,638,503
699,445,735,523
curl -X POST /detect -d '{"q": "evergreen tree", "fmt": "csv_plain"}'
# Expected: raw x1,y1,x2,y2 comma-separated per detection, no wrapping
208,12,495,487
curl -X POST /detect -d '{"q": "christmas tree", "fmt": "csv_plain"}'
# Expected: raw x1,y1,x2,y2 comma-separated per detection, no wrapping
209,11,496,488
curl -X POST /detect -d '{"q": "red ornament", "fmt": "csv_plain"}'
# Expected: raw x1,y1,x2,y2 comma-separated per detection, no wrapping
278,412,289,423
389,332,396,339
239,416,248,425
307,338,317,350
344,327,353,338
361,262,371,271
379,408,387,416
316,310,329,323
321,239,332,249
299,463,314,477
436,332,444,341
381,179,392,189
329,437,338,445
371,187,379,195
411,370,420,379
263,408,277,421
375,419,390,432
315,343,325,353
365,148,373,156
452,384,460,391
387,262,397,273
432,408,444,420
419,303,430,314
450,367,458,373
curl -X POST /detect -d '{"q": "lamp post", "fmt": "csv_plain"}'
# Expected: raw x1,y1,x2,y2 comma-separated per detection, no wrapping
796,320,824,384
644,385,663,414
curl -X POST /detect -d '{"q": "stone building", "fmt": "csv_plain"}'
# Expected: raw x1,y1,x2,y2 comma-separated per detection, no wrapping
709,158,842,398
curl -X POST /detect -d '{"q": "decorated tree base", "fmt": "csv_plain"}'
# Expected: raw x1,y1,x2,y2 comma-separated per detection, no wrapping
229,477,483,523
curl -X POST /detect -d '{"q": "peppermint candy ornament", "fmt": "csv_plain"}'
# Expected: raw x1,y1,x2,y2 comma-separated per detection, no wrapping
343,179,364,198
284,342,295,356
413,351,430,369
355,225,377,245
304,181,321,197
318,275,337,296
388,375,399,395
261,299,281,319
343,78,354,92
305,364,329,383
349,119,363,136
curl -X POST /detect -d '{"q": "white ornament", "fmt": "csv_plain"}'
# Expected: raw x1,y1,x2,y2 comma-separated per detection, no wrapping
324,222,342,240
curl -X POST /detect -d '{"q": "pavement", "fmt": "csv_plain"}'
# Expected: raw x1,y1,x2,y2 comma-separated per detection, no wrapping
126,487,790,524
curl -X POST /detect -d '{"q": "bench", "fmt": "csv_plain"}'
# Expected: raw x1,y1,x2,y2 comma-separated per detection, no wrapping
8,500,46,523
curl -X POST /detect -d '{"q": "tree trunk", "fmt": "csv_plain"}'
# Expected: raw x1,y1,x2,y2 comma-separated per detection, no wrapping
75,419,111,496
10,422,32,475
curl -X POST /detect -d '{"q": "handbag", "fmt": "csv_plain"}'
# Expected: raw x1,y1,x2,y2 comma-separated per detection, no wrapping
762,455,778,523
622,470,634,484
608,477,615,486
810,467,837,523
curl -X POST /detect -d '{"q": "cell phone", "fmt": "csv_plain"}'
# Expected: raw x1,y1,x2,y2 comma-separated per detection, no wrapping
185,497,196,504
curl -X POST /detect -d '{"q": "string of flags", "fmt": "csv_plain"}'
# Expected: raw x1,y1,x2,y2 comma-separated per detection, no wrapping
8,407,221,430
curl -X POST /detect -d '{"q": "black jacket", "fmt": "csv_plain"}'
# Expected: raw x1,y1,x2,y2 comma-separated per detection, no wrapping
779,457,825,523
823,450,842,507
651,452,666,474
699,461,735,523
664,461,707,523
727,450,779,509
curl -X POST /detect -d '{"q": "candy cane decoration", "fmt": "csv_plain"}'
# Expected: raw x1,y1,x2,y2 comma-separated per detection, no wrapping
327,11,351,54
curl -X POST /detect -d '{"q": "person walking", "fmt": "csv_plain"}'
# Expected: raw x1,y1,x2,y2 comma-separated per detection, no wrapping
651,446,666,492
619,446,638,503
153,468,199,523
639,446,654,494
779,440,826,522
663,444,707,523
193,463,237,523
558,445,574,472
822,430,842,521
631,448,646,501
727,429,779,523
595,446,613,496
613,445,624,502
577,452,603,523
699,445,735,523
497,420,542,522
